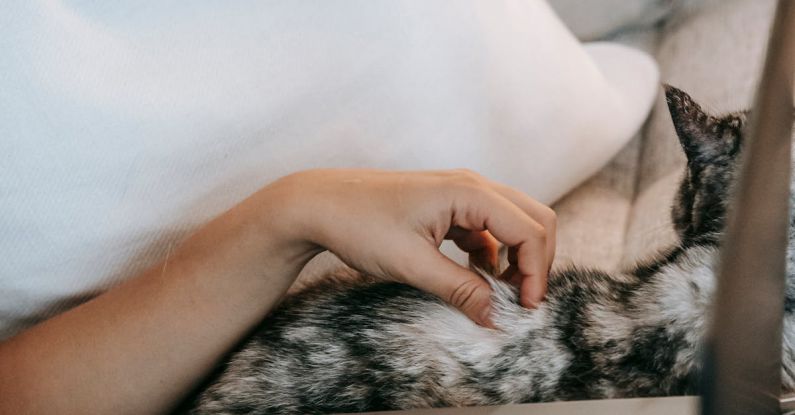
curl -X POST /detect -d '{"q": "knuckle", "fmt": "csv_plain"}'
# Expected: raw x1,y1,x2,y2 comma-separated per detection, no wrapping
453,168,479,178
436,170,487,198
448,279,482,308
544,207,557,224
543,207,557,230
451,169,483,186
528,222,548,243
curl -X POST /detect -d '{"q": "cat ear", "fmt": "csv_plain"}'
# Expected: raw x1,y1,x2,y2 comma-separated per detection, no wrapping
664,84,744,163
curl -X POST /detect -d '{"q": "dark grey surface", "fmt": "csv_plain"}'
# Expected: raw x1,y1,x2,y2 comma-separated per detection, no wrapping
700,1,795,414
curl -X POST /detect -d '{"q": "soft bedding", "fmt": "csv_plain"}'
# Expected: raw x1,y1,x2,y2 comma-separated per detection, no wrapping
0,0,657,339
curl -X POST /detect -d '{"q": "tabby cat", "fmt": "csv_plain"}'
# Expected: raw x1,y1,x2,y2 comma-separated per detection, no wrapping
189,86,795,414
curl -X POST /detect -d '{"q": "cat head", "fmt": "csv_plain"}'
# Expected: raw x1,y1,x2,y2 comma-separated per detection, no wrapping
664,85,748,243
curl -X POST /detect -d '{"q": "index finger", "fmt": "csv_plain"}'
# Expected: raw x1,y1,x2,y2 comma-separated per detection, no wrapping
451,188,550,305
482,178,557,269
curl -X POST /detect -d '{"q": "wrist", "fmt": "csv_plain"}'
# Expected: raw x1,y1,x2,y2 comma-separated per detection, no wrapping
247,173,326,268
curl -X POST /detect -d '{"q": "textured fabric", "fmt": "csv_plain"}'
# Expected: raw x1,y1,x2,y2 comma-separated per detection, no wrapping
548,0,730,43
553,0,778,271
550,26,660,272
624,0,776,263
0,1,658,340
548,0,673,41
552,134,641,271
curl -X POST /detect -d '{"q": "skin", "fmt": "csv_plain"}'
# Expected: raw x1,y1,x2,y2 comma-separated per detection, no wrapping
0,168,555,415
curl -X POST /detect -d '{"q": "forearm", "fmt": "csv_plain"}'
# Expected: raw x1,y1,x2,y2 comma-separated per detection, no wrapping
0,168,555,414
0,182,320,414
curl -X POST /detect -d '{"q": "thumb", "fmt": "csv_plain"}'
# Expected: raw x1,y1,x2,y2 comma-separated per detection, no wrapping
409,248,495,328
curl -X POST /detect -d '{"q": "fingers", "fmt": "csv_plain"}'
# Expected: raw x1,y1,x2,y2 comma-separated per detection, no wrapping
482,178,557,269
460,192,548,304
444,170,555,308
409,246,495,328
445,227,497,253
519,263,547,308
445,227,499,273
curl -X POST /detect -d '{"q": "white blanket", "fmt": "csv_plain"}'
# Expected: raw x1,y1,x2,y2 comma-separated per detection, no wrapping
0,0,657,339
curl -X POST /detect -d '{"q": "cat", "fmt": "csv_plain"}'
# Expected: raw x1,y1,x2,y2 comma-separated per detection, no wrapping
187,85,795,414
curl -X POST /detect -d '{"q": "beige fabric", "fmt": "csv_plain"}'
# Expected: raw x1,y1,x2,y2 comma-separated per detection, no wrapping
552,135,640,271
554,0,777,271
358,396,698,415
621,171,682,267
624,0,776,262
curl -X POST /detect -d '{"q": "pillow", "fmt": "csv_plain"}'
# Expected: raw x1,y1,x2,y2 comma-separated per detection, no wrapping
0,0,658,339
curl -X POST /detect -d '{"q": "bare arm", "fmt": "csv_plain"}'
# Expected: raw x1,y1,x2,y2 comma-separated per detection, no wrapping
0,169,555,414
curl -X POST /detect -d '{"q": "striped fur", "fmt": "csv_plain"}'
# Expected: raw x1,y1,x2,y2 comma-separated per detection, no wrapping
188,87,795,414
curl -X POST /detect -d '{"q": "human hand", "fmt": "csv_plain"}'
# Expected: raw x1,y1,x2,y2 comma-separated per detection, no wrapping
264,169,556,327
